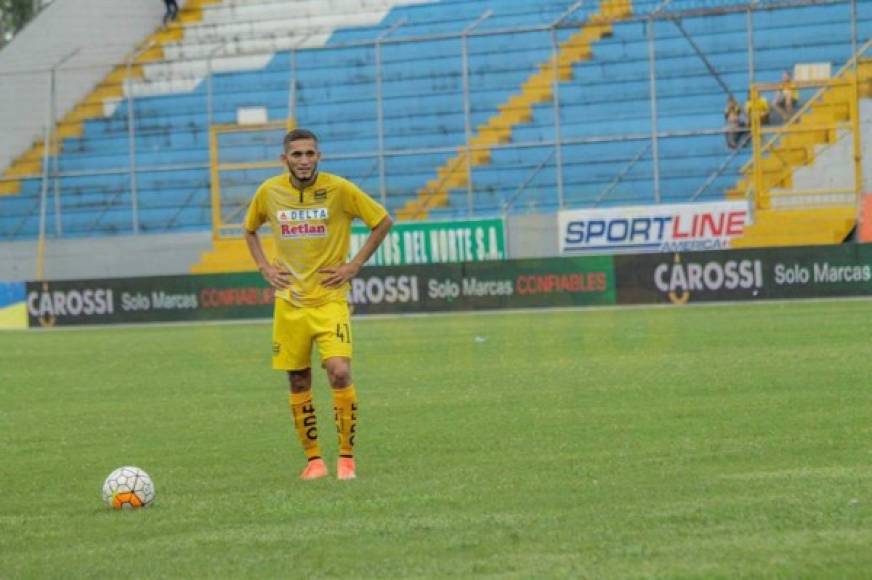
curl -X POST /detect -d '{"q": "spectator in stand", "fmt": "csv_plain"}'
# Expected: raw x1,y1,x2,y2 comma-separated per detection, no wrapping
724,94,746,149
773,70,800,123
163,0,179,25
745,90,770,126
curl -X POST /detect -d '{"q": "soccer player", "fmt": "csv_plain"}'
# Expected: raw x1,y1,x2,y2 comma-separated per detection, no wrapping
243,128,393,481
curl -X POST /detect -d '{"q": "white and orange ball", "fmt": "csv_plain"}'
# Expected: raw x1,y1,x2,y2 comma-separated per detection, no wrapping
102,466,155,510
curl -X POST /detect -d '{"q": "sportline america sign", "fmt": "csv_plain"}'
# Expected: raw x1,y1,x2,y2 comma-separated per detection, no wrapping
558,201,750,255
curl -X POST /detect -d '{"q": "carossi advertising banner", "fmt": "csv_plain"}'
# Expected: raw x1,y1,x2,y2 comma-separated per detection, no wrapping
347,256,616,314
24,243,872,326
616,252,765,305
764,245,872,299
615,244,872,305
26,273,273,327
25,255,616,326
558,201,750,255
349,218,505,266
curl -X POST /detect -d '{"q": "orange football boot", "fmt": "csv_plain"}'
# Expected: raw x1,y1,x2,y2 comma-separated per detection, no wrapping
300,458,328,480
337,457,356,480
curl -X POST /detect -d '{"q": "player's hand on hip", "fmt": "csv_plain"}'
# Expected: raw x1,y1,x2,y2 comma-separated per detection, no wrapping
319,263,360,288
260,264,292,290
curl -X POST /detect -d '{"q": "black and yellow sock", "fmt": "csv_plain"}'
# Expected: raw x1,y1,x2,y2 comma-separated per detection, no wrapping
332,385,358,457
289,391,322,461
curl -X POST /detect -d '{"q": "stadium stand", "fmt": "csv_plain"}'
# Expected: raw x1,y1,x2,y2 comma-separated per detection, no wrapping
0,0,869,252
434,1,872,217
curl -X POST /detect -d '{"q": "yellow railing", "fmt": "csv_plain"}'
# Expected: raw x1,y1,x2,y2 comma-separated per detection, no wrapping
208,119,295,239
744,37,872,210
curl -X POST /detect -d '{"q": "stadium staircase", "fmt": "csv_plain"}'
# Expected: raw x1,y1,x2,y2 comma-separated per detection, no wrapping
192,0,627,272
729,57,872,248
0,0,433,240
0,0,225,236
437,0,872,216
191,236,272,273
395,0,633,219
0,0,220,196
1,0,600,241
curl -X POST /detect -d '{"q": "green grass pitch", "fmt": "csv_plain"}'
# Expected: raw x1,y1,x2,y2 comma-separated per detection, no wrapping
1,300,871,578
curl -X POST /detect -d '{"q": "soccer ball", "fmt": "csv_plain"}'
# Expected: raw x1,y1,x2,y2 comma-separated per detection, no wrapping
102,466,155,510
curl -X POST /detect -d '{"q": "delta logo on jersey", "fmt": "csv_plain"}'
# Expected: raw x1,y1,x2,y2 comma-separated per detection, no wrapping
558,201,750,255
277,208,328,239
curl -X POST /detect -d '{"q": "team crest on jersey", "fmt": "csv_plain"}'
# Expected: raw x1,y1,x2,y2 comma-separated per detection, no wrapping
276,207,328,239
314,189,328,201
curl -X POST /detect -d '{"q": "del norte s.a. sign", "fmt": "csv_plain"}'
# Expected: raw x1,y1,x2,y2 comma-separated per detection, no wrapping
350,218,505,266
558,201,750,255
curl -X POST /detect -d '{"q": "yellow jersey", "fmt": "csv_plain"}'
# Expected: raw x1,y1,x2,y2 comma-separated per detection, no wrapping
745,96,770,116
244,171,388,307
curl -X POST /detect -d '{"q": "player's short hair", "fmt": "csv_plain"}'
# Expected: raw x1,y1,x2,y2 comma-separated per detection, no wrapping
284,128,319,150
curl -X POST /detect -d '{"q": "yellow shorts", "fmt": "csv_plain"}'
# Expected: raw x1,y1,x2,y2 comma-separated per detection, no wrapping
272,298,352,371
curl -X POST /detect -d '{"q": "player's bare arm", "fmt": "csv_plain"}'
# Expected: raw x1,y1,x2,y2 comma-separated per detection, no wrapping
244,228,292,290
319,215,393,288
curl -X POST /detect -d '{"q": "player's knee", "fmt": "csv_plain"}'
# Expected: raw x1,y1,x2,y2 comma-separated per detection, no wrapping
288,369,312,393
326,362,352,388
329,369,352,388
